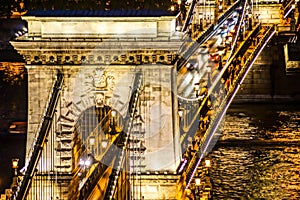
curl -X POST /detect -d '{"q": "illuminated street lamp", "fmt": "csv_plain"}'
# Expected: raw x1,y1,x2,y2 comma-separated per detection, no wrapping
79,154,95,170
111,110,117,118
171,5,175,12
89,136,95,146
195,177,201,199
178,107,185,132
89,135,95,154
79,159,84,166
178,108,184,118
12,159,19,169
205,159,211,168
195,178,201,186
12,159,19,176
84,160,91,167
101,140,108,149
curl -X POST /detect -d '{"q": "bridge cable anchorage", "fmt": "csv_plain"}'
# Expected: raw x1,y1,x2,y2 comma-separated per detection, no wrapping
183,25,276,190
13,70,63,200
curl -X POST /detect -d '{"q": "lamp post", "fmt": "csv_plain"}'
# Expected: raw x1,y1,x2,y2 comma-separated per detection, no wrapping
89,135,95,155
178,107,184,129
111,109,116,119
11,158,19,195
195,177,201,199
204,158,211,175
110,110,118,136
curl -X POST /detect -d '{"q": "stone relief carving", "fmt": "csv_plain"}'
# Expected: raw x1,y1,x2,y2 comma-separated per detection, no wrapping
93,68,115,108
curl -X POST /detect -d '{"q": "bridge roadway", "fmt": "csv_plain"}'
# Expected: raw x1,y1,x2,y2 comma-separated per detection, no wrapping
9,0,299,199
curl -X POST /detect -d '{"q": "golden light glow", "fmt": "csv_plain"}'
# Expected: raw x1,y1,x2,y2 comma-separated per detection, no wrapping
12,159,19,169
178,109,183,117
171,5,175,12
101,140,108,148
205,159,211,167
89,136,95,145
111,110,117,117
195,178,201,186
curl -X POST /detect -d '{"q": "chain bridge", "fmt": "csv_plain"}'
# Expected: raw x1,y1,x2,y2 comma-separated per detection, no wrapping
8,0,299,199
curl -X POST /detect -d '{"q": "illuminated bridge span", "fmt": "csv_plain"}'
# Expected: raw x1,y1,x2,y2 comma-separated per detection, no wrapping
9,0,299,199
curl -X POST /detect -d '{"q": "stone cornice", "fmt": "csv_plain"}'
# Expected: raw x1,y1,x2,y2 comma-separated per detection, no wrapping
11,40,182,51
10,41,179,65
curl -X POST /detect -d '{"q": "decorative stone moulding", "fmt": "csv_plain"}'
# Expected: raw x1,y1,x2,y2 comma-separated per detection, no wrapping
25,50,177,65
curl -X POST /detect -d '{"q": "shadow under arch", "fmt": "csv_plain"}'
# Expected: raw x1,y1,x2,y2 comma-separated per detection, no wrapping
74,105,124,148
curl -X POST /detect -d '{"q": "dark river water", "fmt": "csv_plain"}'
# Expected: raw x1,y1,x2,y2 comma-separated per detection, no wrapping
208,103,300,200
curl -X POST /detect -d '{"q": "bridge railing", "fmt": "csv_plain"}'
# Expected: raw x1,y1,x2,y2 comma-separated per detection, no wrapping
182,24,276,192
12,70,64,200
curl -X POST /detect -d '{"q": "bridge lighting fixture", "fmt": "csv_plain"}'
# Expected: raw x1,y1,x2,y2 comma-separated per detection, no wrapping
101,140,108,148
205,159,211,167
12,159,19,169
195,178,201,186
178,108,184,117
89,136,95,146
79,159,85,166
171,5,175,12
85,160,91,167
111,110,116,117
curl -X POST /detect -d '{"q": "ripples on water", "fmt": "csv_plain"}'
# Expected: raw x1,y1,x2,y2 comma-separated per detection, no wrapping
208,104,300,200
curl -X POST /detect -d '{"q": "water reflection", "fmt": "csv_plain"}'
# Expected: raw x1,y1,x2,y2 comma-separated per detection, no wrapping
209,104,300,199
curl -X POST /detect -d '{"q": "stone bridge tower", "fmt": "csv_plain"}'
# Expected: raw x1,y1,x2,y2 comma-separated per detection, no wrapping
11,11,183,199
